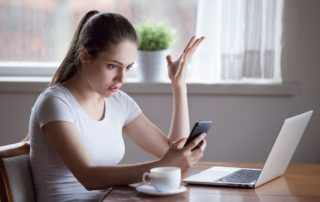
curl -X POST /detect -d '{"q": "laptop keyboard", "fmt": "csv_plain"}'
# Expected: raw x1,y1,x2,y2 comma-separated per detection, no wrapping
217,169,261,184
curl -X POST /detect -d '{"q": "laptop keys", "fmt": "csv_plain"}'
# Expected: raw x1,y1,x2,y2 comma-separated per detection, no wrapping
217,169,261,184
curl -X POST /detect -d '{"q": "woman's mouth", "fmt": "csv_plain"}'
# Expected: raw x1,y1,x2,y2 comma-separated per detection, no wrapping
109,85,120,92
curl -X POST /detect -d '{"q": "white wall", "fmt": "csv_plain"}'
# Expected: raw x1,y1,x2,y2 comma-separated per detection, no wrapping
0,0,319,163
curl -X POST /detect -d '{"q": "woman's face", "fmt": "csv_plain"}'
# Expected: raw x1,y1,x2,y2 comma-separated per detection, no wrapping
82,40,137,97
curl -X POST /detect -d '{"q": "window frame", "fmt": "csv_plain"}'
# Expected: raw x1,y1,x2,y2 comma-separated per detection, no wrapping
0,62,57,77
0,62,298,97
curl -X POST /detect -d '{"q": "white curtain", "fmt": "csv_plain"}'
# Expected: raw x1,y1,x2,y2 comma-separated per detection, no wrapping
190,0,283,83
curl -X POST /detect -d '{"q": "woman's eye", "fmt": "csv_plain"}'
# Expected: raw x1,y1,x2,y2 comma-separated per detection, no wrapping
107,64,117,70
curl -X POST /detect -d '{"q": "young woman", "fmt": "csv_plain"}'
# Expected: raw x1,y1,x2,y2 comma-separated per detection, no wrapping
29,10,206,201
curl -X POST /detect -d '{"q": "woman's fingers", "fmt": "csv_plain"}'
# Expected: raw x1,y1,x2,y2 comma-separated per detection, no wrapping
189,139,206,164
172,138,187,150
175,51,188,78
199,139,207,151
189,36,205,55
183,36,196,53
184,36,204,53
179,35,197,59
162,136,206,170
180,37,204,65
166,55,173,66
167,36,205,81
183,133,207,152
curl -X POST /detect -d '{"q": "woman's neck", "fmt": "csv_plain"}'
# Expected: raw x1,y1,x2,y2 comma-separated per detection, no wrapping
62,73,106,121
62,72,104,105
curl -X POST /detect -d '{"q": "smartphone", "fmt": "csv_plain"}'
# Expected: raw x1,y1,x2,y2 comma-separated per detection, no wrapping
184,121,213,150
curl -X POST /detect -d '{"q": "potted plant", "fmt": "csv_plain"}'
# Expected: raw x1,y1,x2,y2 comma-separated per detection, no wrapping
136,23,174,82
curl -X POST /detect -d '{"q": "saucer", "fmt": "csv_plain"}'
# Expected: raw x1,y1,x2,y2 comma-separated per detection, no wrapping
136,184,187,196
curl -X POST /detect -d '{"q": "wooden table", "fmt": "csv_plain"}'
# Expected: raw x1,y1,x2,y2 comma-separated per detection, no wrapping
101,162,320,202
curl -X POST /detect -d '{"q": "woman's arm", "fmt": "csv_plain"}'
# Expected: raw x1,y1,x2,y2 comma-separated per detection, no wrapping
123,36,205,158
123,114,169,158
166,36,205,142
43,121,206,190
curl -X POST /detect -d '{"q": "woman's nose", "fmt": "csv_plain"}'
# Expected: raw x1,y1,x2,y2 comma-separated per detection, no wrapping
114,69,125,83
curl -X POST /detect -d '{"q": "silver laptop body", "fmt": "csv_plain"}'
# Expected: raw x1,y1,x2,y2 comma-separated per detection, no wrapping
183,110,313,188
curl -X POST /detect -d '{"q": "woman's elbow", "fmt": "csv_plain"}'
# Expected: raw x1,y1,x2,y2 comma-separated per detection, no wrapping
76,174,111,191
79,178,111,191
83,184,103,191
83,184,96,191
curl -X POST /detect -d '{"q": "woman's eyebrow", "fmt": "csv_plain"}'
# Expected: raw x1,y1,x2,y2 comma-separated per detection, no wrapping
109,60,123,65
109,60,134,66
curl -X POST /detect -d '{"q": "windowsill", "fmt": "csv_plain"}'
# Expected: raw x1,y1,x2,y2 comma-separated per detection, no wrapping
0,76,298,96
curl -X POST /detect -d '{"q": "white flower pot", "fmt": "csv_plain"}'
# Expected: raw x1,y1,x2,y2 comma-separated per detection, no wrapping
137,50,168,83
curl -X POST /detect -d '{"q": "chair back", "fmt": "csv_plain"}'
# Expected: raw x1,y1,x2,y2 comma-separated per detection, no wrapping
0,141,35,202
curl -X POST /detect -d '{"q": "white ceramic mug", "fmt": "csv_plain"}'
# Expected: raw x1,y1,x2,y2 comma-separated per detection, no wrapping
142,167,181,192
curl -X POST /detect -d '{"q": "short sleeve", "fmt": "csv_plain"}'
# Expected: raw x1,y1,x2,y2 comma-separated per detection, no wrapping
36,94,75,128
120,92,142,125
124,100,141,125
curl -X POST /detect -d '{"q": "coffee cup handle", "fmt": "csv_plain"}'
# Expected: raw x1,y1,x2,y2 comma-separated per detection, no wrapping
142,172,150,184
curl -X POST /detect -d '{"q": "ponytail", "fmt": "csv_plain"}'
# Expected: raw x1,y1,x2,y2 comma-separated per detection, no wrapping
50,10,99,86
50,10,138,86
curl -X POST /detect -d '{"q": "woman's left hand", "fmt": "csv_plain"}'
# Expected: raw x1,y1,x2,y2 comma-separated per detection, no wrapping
166,36,205,86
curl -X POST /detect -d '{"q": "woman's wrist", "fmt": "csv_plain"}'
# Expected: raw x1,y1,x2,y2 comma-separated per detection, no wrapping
155,156,168,168
171,81,187,92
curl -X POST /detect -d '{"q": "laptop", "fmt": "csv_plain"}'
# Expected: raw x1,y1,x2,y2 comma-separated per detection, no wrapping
183,110,313,188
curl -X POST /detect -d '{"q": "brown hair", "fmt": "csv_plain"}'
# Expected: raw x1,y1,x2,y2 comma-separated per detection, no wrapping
50,10,138,86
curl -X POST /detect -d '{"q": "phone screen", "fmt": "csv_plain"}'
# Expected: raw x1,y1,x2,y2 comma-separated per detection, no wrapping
184,121,213,150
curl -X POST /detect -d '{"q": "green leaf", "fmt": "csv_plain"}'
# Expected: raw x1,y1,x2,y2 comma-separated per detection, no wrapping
136,23,174,51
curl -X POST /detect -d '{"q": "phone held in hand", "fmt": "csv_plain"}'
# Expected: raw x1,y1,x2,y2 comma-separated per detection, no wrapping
184,121,213,151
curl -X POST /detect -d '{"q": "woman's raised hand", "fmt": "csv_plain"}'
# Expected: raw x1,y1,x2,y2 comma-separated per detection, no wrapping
166,36,205,86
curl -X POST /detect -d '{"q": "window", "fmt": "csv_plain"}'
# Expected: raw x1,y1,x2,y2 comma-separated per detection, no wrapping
0,0,197,77
190,0,283,83
0,0,283,84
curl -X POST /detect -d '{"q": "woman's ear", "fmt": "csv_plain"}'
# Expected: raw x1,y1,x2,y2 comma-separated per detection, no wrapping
79,48,91,66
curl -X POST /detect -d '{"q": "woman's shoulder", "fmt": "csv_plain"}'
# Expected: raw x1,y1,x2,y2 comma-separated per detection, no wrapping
34,85,73,108
31,85,77,125
40,85,71,100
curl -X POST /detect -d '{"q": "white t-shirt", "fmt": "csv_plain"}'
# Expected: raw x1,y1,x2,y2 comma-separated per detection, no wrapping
29,85,141,202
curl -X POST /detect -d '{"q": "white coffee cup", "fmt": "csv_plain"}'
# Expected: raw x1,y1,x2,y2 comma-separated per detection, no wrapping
142,167,181,192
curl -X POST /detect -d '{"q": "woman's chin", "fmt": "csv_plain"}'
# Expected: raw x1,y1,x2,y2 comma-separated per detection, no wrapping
104,90,117,97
